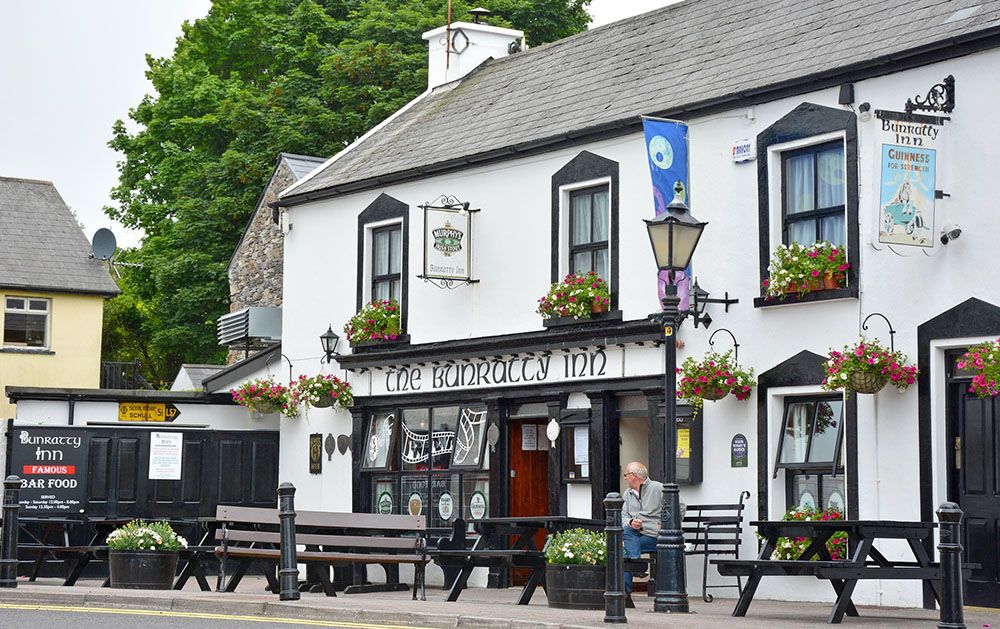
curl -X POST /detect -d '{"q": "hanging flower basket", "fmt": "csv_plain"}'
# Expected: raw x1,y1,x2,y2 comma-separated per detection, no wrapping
676,350,754,417
822,338,917,398
848,371,889,394
253,399,281,414
289,373,353,412
230,377,296,418
314,393,335,408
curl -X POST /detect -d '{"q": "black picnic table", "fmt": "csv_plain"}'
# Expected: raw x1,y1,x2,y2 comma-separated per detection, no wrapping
713,519,947,624
17,516,134,586
432,516,603,605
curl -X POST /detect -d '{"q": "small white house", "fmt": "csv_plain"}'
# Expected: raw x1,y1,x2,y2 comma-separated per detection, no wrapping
247,0,1000,609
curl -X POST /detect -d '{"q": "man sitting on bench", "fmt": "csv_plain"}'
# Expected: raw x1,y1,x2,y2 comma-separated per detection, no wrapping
622,461,685,594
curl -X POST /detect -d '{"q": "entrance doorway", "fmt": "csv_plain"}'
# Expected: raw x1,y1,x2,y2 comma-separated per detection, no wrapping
947,350,1000,607
509,419,549,584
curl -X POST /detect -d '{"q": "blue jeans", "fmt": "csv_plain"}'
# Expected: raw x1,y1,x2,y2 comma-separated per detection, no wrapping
623,526,657,593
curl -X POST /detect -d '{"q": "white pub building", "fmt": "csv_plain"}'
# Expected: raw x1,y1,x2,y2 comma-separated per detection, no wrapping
210,0,1000,610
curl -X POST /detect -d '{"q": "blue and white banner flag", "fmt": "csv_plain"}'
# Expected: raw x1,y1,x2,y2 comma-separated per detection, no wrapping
642,117,691,307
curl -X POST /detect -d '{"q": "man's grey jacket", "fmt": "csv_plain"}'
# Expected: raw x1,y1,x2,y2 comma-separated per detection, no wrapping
622,478,665,538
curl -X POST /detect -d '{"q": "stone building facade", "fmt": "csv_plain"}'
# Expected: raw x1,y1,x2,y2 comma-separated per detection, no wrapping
226,153,324,363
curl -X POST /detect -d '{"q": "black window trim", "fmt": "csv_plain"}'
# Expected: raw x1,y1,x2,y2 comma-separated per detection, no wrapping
551,151,620,310
755,103,859,308
772,394,845,475
779,140,847,246
370,223,402,303
356,194,409,332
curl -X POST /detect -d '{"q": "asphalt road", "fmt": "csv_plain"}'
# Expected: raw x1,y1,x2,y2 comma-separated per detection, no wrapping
0,604,433,629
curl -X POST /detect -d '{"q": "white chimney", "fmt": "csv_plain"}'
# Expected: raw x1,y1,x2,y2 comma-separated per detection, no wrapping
422,21,525,90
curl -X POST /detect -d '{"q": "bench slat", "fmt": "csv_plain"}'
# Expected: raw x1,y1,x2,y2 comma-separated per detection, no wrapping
215,546,424,565
215,506,425,532
216,529,419,550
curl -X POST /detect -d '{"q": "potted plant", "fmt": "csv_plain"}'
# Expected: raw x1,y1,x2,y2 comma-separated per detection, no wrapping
761,241,850,299
344,299,402,345
230,377,296,419
537,271,611,320
107,519,188,589
957,339,1000,397
765,506,847,561
676,350,755,417
290,373,353,411
821,338,917,396
544,528,607,610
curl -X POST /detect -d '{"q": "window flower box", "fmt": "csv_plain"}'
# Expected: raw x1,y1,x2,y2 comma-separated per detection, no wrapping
345,299,402,347
537,272,611,321
761,241,849,300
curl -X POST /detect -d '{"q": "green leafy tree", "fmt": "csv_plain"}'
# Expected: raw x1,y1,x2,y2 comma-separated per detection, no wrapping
104,0,591,385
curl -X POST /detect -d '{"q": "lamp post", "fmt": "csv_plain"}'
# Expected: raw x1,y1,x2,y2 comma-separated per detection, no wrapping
643,181,707,614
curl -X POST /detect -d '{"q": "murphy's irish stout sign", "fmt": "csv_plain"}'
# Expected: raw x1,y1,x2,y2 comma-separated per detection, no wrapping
10,427,88,513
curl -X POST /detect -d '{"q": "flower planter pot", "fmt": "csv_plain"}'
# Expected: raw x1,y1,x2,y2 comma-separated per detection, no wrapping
313,392,335,408
823,273,840,290
545,564,605,610
252,399,280,414
699,387,729,401
591,301,609,314
848,371,889,394
109,550,178,590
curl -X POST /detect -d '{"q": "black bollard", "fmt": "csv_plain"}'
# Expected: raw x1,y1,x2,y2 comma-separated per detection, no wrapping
604,492,626,623
277,482,301,601
0,476,21,588
936,502,965,629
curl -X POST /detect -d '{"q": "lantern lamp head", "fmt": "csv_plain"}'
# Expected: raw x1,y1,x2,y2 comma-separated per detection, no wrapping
320,325,340,362
643,181,707,272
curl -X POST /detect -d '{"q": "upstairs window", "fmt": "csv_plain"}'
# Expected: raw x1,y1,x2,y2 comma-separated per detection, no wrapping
782,141,846,247
372,223,402,302
3,297,49,349
569,186,610,280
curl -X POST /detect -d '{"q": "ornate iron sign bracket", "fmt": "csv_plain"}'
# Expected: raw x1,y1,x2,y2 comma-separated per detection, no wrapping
417,194,480,290
905,75,955,114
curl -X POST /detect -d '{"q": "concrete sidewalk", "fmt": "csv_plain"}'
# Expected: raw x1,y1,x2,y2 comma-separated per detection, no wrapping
1,578,996,628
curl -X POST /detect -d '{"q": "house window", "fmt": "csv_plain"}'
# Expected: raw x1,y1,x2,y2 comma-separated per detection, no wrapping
3,297,49,348
774,396,845,512
569,186,610,280
363,404,489,531
371,223,402,302
782,141,846,247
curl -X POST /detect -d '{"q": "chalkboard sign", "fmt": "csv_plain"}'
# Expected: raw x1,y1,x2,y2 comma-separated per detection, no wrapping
731,434,748,468
9,427,88,514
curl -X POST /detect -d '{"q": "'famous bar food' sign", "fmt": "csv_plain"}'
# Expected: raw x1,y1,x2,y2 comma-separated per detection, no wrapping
10,428,88,513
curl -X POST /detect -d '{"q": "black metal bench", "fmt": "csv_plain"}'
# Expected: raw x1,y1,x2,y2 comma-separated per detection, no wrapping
213,505,428,599
623,490,750,602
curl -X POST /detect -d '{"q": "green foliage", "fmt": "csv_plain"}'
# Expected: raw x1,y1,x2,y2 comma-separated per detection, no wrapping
344,299,402,344
230,376,296,417
107,520,187,552
290,373,353,410
104,0,590,384
763,507,847,561
536,271,610,320
545,528,606,565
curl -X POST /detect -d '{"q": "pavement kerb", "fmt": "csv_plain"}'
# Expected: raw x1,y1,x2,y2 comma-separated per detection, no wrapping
0,587,601,629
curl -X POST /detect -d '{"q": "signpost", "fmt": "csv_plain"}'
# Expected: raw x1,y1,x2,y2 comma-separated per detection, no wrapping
118,402,181,422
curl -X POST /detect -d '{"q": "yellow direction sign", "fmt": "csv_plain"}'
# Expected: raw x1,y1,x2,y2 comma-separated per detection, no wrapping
118,402,181,423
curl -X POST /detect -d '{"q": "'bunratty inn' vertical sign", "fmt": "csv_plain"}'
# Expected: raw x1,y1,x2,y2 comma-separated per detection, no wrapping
418,196,477,287
875,109,946,248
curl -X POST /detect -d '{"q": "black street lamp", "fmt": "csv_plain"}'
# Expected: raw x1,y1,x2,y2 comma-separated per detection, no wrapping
320,325,341,363
643,181,707,614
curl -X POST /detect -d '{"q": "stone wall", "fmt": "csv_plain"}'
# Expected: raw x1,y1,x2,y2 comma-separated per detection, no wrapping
226,160,293,363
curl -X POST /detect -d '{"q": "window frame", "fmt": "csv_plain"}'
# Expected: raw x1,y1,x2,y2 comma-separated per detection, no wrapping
773,394,845,473
779,140,847,247
3,296,51,349
356,194,409,333
567,185,610,280
370,223,402,303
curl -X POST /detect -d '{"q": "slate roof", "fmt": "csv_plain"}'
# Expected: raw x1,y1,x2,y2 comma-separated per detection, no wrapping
0,177,119,296
284,0,1000,203
170,363,225,391
282,153,326,179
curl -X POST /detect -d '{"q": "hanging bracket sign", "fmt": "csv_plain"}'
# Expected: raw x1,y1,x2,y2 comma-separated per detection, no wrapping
416,195,479,289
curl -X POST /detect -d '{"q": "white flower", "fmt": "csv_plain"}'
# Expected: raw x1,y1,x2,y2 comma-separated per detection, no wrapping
564,551,574,558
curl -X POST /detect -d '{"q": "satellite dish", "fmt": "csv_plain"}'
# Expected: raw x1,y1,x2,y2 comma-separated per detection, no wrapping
91,228,117,261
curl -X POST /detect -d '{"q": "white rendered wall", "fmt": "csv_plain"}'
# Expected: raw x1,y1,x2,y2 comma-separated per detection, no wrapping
278,51,1000,606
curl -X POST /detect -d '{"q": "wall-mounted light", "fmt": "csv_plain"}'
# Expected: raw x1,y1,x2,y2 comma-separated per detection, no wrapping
858,102,872,123
320,325,340,363
546,417,560,448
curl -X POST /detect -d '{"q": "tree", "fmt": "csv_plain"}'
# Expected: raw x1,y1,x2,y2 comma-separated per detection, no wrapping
105,0,591,385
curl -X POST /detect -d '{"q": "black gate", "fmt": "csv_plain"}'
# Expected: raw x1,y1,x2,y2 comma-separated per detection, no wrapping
947,352,1000,607
5,422,279,519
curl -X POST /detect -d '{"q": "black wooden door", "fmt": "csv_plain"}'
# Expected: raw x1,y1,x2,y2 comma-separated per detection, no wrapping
948,365,1000,607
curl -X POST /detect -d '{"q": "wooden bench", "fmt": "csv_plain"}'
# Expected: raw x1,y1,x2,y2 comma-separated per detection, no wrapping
624,490,750,602
213,505,428,600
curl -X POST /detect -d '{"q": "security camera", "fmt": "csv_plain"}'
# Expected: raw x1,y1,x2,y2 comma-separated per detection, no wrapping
940,223,961,245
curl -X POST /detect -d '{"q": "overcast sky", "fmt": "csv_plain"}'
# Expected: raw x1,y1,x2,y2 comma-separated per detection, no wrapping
0,0,675,249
